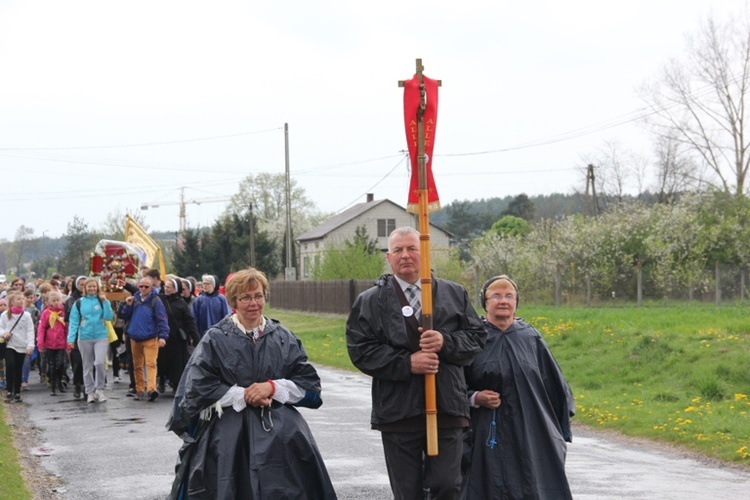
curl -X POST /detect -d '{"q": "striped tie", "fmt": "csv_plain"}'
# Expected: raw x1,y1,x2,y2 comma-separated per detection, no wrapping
406,285,421,319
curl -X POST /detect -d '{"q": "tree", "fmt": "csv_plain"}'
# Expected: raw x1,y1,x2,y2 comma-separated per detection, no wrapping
444,200,487,240
225,172,321,273
59,216,97,275
184,209,279,281
490,215,532,237
7,225,36,272
651,135,702,203
500,194,536,221
311,227,384,280
642,11,750,197
347,226,379,254
171,228,203,278
29,256,58,279
100,208,148,240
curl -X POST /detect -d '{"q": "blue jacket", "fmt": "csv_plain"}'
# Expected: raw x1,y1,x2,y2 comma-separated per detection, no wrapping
191,291,230,337
120,290,169,342
67,295,115,343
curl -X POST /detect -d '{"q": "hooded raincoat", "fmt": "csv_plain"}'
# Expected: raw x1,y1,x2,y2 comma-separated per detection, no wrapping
166,315,336,499
463,318,575,500
191,278,230,337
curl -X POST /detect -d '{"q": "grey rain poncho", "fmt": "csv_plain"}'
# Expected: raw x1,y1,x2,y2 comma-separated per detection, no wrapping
463,318,575,500
166,315,337,499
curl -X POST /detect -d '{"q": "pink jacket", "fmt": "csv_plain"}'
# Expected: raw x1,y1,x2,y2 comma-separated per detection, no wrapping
37,307,69,350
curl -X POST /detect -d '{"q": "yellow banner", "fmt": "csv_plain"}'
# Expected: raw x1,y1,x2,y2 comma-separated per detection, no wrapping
125,214,166,278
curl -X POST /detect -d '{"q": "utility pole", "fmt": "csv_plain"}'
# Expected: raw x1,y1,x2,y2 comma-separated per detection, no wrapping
284,123,296,280
249,203,255,268
584,164,599,217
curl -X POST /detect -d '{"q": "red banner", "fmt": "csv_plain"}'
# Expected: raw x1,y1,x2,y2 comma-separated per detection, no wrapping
403,74,440,213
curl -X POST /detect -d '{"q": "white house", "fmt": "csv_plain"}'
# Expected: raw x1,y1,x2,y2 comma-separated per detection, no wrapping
297,194,452,280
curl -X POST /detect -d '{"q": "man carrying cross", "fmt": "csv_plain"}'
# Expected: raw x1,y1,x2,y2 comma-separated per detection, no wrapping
346,226,485,500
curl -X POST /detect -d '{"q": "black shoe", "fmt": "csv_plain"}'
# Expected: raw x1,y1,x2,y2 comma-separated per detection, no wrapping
73,384,82,399
148,390,159,402
4,393,12,403
50,389,58,396
14,394,21,403
126,387,137,397
158,380,165,394
58,383,66,393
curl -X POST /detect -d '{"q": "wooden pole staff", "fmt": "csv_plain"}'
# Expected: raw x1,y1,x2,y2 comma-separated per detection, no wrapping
400,58,441,456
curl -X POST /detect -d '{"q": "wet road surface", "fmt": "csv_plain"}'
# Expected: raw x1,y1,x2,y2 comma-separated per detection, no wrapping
16,365,750,499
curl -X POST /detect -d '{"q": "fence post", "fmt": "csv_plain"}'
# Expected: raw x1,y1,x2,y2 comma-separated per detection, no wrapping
555,262,562,307
636,261,643,308
715,260,721,306
475,265,481,308
586,274,591,307
348,280,356,308
741,270,746,302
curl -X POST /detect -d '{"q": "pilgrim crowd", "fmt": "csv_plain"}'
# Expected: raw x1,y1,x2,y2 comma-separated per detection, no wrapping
0,228,575,500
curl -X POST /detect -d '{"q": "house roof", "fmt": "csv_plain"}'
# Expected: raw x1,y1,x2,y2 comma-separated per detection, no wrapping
298,198,451,242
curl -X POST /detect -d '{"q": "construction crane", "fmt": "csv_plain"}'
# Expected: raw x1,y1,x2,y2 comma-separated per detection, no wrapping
140,187,231,233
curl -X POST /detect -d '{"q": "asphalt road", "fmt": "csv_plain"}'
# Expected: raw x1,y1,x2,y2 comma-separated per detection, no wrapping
17,365,750,499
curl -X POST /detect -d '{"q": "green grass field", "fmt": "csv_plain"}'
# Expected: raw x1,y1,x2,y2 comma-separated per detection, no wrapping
267,304,750,465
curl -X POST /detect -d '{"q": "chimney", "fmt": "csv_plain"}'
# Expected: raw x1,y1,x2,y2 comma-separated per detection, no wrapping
366,193,374,203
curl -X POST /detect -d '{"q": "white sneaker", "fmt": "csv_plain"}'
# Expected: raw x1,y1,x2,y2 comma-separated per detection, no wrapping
87,393,96,403
96,389,107,402
113,376,121,383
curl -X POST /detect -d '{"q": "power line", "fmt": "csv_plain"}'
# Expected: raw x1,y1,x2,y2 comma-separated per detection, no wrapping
0,126,283,151
336,154,409,212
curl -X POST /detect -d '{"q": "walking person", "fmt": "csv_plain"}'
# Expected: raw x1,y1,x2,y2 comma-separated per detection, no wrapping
463,276,575,500
191,274,229,338
1,291,35,403
346,226,486,500
179,278,195,307
37,291,69,396
64,276,87,398
67,278,114,403
157,276,199,394
119,277,169,401
167,268,336,499
0,298,7,390
21,288,41,391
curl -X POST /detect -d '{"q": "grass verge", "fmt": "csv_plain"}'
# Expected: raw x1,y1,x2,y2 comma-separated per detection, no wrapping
267,304,750,465
0,403,32,499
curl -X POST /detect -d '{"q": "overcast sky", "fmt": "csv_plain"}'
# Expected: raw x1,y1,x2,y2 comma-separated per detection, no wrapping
1,0,746,242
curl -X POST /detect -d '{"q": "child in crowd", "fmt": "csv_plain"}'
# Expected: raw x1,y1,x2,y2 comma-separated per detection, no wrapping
0,298,6,389
37,291,69,395
1,291,35,402
22,289,41,389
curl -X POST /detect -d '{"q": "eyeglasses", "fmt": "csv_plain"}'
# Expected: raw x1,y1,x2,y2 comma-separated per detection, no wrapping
138,285,152,289
487,293,516,303
237,293,266,304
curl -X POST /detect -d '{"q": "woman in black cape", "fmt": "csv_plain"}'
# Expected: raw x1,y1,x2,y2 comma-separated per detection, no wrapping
158,276,200,394
166,268,336,499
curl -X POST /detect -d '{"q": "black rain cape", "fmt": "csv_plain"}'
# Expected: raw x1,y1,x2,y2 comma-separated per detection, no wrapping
166,315,337,499
464,318,575,500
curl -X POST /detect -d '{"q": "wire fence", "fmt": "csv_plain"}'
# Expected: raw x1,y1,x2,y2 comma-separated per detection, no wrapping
270,263,749,316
